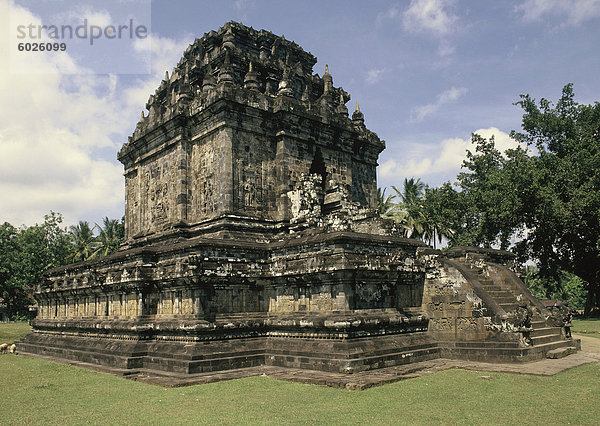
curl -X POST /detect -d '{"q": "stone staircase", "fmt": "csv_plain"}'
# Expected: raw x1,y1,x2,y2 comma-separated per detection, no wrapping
440,256,580,362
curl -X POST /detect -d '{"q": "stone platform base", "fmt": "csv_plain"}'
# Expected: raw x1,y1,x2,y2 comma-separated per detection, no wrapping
16,328,441,377
17,311,440,376
15,348,599,391
16,329,585,390
16,309,584,388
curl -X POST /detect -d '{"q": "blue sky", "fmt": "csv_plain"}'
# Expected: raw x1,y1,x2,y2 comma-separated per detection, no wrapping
1,0,600,227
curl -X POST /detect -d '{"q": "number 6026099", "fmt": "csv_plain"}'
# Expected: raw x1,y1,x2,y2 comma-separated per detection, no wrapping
17,42,67,51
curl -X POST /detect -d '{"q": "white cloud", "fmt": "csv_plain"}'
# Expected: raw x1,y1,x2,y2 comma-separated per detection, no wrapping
365,68,386,84
471,127,523,153
516,0,600,26
53,6,112,28
410,86,467,122
379,127,523,180
0,1,192,226
376,4,403,25
376,1,458,58
402,0,457,36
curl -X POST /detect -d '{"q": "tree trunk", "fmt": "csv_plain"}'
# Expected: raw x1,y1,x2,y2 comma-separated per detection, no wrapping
582,274,599,317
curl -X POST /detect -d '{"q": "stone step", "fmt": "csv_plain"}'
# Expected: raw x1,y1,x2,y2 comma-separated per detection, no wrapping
531,334,564,346
14,351,142,377
267,346,441,374
531,320,547,328
482,287,505,294
477,281,498,288
486,293,516,302
441,338,580,363
493,296,519,305
145,353,265,375
530,327,562,338
16,342,144,370
267,342,439,361
150,348,265,362
17,333,148,358
447,340,521,349
499,303,517,311
546,346,578,359
484,284,516,293
485,288,514,296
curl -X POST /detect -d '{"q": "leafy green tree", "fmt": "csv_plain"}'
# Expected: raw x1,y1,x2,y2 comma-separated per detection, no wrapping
393,177,425,206
39,211,74,269
0,212,125,319
0,222,21,318
0,212,73,319
449,133,535,249
510,84,600,315
379,180,457,246
447,84,599,314
420,184,457,248
524,266,587,311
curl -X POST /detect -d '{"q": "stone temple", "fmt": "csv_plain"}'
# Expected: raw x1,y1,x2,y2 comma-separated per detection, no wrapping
17,22,579,386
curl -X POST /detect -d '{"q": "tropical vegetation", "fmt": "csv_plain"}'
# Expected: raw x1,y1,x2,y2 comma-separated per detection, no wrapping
0,213,123,320
378,84,599,314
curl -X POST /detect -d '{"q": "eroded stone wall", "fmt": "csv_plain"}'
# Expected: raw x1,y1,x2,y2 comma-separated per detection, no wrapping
421,254,490,341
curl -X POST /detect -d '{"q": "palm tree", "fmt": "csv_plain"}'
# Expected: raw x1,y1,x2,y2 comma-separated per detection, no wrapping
392,178,427,239
377,187,397,217
69,221,99,262
393,177,425,206
422,214,454,249
96,217,123,256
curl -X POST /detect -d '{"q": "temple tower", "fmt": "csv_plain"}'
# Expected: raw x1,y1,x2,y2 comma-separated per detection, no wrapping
117,22,384,240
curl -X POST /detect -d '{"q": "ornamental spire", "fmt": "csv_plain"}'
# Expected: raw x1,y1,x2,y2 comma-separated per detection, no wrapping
323,64,333,94
218,50,234,84
244,61,259,91
336,92,348,116
352,100,365,126
202,65,216,92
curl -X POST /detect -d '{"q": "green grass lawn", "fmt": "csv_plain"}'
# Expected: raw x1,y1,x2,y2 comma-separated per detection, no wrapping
2,322,599,425
1,354,599,425
572,318,600,334
0,321,31,345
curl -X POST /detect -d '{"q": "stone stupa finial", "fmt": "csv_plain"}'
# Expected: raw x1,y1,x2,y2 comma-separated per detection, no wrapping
323,64,333,94
352,100,365,125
